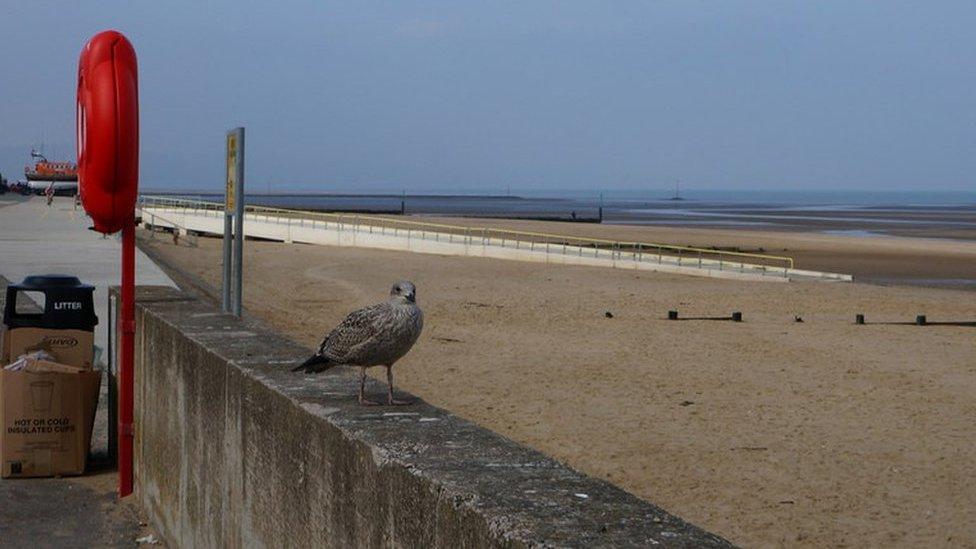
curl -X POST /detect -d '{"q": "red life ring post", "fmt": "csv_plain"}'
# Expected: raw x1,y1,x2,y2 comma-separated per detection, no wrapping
77,30,139,498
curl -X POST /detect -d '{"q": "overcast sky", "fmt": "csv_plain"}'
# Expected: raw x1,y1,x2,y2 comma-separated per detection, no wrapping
1,1,973,194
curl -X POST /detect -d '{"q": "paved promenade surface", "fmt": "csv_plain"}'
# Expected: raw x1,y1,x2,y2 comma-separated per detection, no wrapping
0,195,171,547
0,195,175,356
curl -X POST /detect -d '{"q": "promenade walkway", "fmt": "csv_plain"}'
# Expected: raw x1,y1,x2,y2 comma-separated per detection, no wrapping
0,195,172,547
0,195,175,355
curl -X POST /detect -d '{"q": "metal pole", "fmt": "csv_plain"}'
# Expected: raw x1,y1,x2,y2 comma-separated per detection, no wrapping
232,128,245,317
119,215,136,497
107,293,116,465
222,212,232,312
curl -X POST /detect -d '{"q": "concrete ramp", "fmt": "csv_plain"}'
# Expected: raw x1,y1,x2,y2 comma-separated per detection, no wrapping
139,198,852,284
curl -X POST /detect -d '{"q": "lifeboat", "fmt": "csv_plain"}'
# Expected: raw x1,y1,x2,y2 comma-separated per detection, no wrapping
24,148,79,194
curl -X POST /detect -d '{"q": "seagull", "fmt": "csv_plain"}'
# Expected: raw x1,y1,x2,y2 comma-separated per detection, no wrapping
293,281,424,406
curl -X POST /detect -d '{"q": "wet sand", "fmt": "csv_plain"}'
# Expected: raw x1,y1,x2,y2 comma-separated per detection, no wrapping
608,204,976,242
140,226,976,548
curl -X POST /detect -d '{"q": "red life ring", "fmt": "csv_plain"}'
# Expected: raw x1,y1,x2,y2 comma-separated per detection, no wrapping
77,30,139,234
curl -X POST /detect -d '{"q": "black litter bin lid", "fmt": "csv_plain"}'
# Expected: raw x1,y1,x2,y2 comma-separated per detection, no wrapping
18,275,88,288
3,274,98,331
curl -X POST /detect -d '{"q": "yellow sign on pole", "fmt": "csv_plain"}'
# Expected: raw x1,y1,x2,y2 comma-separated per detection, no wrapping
226,132,238,211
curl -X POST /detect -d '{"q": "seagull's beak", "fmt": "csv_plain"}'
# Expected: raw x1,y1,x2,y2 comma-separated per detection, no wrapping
407,292,416,303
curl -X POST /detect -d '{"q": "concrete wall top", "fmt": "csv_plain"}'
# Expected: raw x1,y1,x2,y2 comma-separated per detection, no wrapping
130,285,733,547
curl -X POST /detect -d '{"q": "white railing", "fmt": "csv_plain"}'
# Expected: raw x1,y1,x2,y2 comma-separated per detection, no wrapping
138,208,198,247
137,195,853,282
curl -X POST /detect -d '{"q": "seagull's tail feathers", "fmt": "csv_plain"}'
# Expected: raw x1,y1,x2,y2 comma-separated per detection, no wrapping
292,353,337,373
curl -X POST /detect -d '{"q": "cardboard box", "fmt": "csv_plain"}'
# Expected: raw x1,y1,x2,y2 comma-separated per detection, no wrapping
0,366,100,478
0,315,99,477
1,327,94,370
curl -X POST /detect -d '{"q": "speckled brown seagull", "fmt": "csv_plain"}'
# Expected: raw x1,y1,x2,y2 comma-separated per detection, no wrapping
293,281,424,406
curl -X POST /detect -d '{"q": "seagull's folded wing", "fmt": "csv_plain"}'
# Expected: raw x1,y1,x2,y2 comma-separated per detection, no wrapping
319,303,384,362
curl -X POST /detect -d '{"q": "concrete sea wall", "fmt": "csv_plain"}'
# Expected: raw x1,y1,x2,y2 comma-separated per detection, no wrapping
131,285,732,547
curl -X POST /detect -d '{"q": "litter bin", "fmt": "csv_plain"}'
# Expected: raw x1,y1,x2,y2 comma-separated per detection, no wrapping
2,275,98,368
4,274,98,332
1,275,101,478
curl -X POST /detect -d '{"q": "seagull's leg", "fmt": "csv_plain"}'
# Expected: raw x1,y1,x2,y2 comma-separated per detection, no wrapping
358,366,380,406
386,365,413,406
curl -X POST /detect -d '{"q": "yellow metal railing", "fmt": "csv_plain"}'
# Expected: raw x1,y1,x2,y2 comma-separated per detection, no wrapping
138,195,795,271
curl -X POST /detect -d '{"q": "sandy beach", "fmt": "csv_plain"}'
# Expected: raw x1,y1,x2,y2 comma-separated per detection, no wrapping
140,224,976,548
412,215,976,290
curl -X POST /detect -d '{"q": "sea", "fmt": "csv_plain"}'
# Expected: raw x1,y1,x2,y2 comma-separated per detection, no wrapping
148,189,976,240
